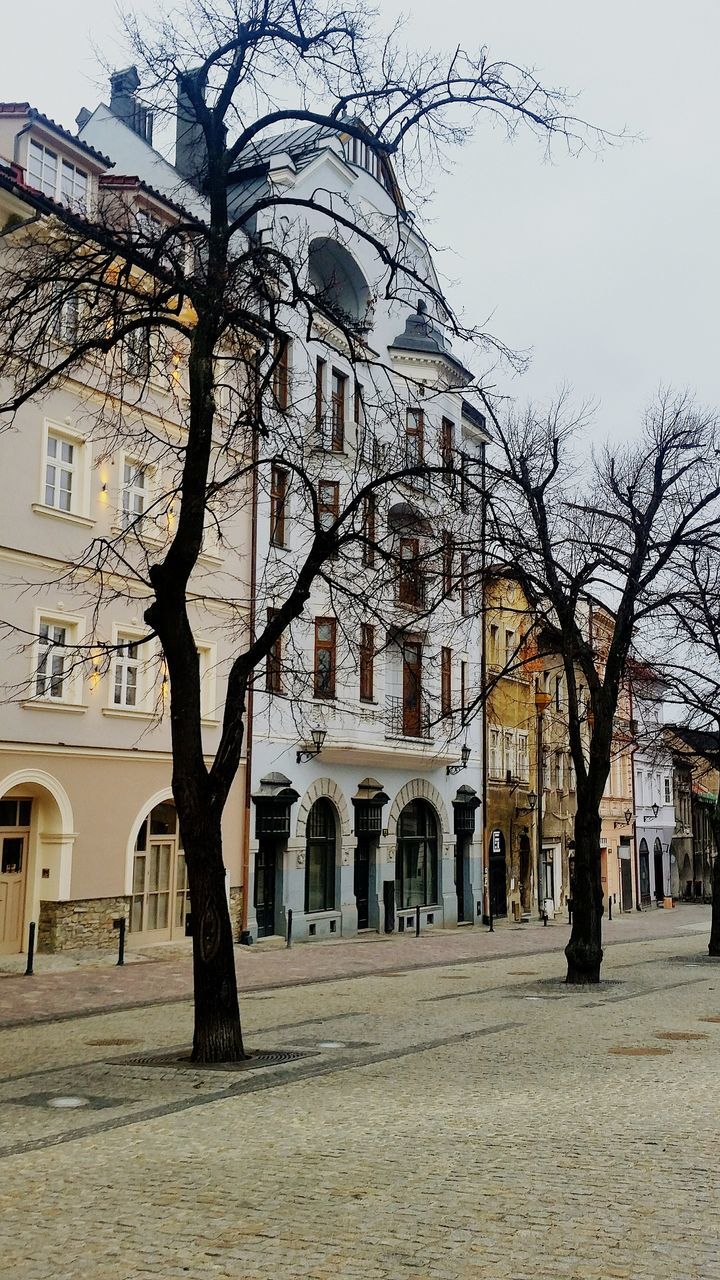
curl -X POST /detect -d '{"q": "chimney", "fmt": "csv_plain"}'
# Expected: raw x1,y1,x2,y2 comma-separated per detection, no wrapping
109,66,154,145
175,69,208,187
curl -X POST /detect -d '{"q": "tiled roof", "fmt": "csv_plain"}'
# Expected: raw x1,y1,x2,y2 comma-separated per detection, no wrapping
0,103,112,168
98,173,203,224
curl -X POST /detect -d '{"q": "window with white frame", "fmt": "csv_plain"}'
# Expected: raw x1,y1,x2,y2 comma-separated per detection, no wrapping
555,749,565,791
516,731,529,781
636,770,644,806
664,775,672,805
121,459,149,529
35,621,69,700
113,636,141,707
543,749,551,791
504,629,515,669
45,432,75,512
51,283,80,345
197,644,217,720
28,139,88,211
489,727,502,779
567,754,576,792
503,729,515,779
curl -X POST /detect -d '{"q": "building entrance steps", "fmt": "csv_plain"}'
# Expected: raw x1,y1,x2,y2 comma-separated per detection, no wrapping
0,904,711,1030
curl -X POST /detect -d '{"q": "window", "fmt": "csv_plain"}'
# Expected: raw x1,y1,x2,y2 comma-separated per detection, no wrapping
489,727,502,778
503,729,515,779
359,623,375,702
314,618,336,698
362,493,376,567
35,621,68,699
440,418,455,483
29,140,88,211
265,608,283,694
504,629,515,669
51,283,80,345
305,799,336,913
555,750,565,791
272,336,290,411
405,408,424,467
517,732,529,781
488,624,499,667
354,381,364,426
399,537,422,607
664,776,672,805
121,459,148,529
196,644,217,720
315,357,326,434
112,635,141,707
442,531,454,599
270,465,288,547
330,369,346,450
318,480,339,556
460,554,470,615
542,749,551,791
125,327,151,381
45,432,74,512
396,799,438,909
441,647,452,717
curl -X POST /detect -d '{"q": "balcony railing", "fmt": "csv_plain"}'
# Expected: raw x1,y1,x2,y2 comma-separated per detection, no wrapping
385,694,432,741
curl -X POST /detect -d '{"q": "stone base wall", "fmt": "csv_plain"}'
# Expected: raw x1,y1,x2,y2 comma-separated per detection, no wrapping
38,897,130,953
229,885,244,941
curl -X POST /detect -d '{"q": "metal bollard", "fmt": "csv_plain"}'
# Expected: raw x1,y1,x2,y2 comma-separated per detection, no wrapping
608,897,612,922
488,906,494,933
542,911,548,926
286,908,293,948
415,905,421,937
25,921,36,976
113,916,126,966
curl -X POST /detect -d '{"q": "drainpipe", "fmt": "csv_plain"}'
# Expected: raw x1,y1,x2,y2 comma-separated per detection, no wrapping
239,382,260,945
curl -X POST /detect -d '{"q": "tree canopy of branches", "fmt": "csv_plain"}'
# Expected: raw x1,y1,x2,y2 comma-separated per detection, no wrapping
0,0,612,1060
483,390,720,983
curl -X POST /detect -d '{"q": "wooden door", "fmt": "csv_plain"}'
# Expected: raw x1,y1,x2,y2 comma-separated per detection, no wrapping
0,833,28,954
402,640,422,737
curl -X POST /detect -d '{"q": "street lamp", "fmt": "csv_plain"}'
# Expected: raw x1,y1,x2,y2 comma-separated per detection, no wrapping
296,726,327,763
515,789,537,814
447,743,471,776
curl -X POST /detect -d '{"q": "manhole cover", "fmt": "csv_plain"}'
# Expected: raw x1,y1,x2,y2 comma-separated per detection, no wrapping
116,1049,312,1072
609,1047,673,1057
9,1092,119,1110
47,1096,89,1109
318,1041,346,1049
85,1038,141,1047
655,1031,710,1042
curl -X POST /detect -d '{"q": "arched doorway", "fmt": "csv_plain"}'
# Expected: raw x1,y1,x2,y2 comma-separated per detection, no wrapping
305,798,337,913
0,772,73,954
396,799,438,909
654,838,665,901
130,799,190,941
638,838,651,905
0,795,32,953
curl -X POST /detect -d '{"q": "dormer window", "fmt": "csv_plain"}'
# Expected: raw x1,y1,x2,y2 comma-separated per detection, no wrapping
28,139,88,212
343,136,392,193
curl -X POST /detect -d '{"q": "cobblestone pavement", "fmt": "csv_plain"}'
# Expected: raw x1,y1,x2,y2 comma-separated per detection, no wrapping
0,903,712,1027
0,911,719,1278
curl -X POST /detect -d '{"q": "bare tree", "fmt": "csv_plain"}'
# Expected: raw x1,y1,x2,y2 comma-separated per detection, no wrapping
482,390,720,982
0,0,611,1058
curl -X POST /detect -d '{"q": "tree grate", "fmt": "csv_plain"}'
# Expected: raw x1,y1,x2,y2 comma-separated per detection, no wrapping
113,1049,313,1072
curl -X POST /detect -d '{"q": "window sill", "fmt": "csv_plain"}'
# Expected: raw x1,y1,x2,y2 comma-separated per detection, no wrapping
102,706,158,721
31,503,94,529
22,699,88,714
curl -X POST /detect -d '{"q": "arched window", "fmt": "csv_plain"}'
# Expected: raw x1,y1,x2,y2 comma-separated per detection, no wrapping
308,238,370,327
131,799,189,937
396,799,438,908
305,798,337,912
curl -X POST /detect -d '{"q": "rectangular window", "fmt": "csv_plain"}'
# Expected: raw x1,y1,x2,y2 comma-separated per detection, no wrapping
314,617,336,698
113,635,141,707
517,732,529,781
265,608,282,694
405,408,424,467
36,621,68,699
568,755,576,792
542,749,551,791
45,432,74,512
440,418,455,484
359,623,375,702
354,381,364,426
504,629,515,669
29,141,88,211
125,328,151,381
399,537,422,607
315,357,326,434
664,776,672,805
270,465,288,547
51,283,80,345
362,492,376,567
441,647,452,717
318,479,339,541
489,727,502,778
272,336,290,411
442,531,454,599
488,624,499,666
330,369,346,451
121,459,147,529
460,554,470,616
555,750,564,791
503,729,515,779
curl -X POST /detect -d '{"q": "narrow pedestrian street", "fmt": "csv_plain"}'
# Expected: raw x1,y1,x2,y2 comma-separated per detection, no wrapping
1,908,718,1279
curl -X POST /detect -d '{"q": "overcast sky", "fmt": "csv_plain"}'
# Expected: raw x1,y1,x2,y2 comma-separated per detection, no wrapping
2,1,718,440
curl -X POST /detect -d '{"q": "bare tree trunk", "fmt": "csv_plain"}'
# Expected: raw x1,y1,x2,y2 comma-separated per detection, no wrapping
565,802,604,983
708,809,720,958
182,811,246,1062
